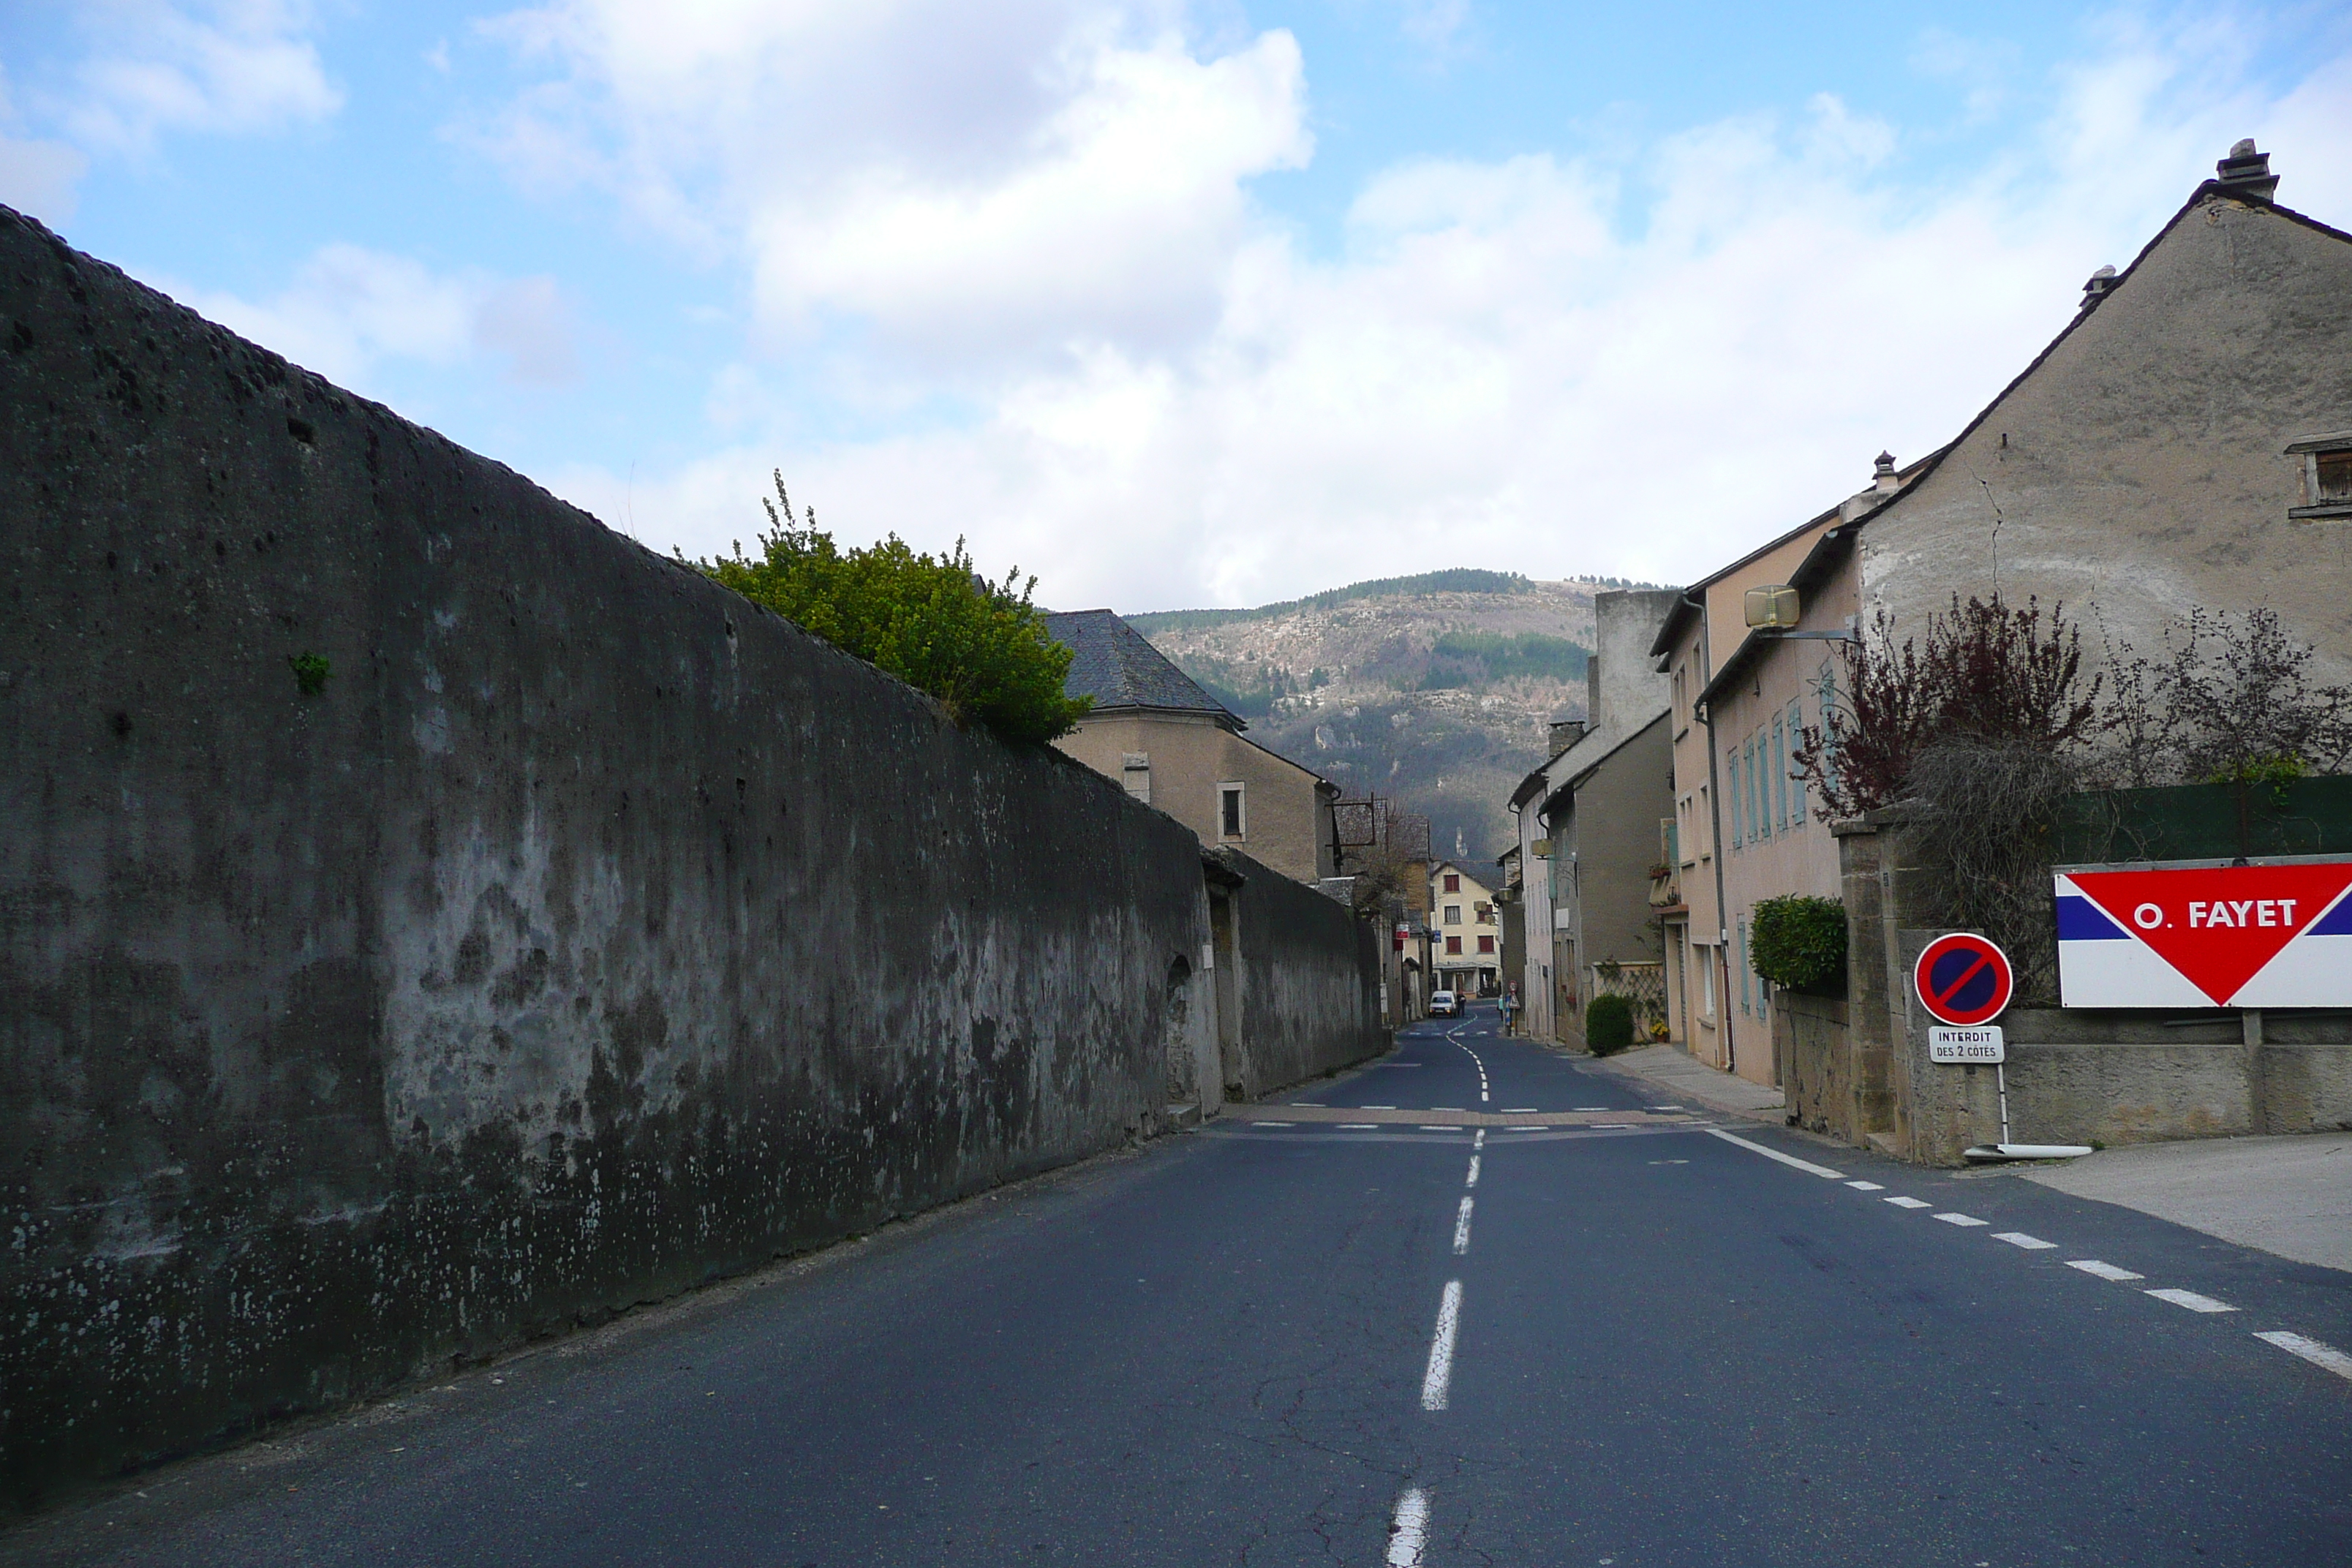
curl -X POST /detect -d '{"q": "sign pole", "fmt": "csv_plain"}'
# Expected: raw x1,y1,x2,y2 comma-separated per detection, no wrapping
1995,1063,2011,1146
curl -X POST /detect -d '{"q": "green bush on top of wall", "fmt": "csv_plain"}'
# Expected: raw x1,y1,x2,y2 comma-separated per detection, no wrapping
1750,895,1847,994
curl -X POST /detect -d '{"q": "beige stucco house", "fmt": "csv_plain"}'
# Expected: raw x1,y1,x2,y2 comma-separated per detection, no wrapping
1428,861,1500,995
1046,610,1340,883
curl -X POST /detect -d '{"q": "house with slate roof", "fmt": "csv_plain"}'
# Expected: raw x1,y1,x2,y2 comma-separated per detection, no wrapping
1646,139,2352,1130
1044,610,1340,883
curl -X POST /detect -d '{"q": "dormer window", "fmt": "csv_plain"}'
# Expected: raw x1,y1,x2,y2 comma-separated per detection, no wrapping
2288,431,2352,521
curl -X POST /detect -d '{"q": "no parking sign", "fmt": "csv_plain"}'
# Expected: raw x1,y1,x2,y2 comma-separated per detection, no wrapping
1914,933,2013,1063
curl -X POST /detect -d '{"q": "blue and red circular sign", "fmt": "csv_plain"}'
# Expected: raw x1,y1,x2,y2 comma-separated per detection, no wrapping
1913,933,2015,1026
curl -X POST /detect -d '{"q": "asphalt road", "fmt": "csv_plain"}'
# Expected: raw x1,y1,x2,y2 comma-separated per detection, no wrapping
10,1005,2351,1566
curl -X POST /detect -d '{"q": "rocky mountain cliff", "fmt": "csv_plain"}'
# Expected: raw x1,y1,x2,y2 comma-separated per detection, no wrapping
1127,570,1663,865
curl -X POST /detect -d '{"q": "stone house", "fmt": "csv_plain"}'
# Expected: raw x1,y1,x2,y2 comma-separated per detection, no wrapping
1507,589,1679,1043
1651,140,2352,1147
1045,611,1341,883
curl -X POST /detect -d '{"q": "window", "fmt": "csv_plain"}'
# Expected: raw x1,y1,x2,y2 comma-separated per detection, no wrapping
1447,935,1463,955
2288,432,2352,520
1700,945,1716,1017
1737,919,1751,1013
1785,700,1803,825
1474,902,1493,924
1771,717,1786,829
1120,752,1150,804
1444,872,1460,893
1445,904,1462,925
1750,738,1768,840
1478,934,1496,954
1223,780,1260,841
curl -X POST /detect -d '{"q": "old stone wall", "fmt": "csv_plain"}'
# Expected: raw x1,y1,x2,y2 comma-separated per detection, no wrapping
1212,848,1387,1100
0,207,1235,1504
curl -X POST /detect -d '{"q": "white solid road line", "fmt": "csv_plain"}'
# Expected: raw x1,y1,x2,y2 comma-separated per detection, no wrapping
1933,1213,1990,1227
2254,1331,2352,1382
2146,1288,2237,1313
2068,1260,2145,1281
1421,1281,1463,1411
1387,1486,1431,1567
1885,1196,1932,1210
1845,1180,1885,1191
1994,1232,2057,1249
1453,1196,1474,1255
1465,1155,1481,1188
1704,1127,1845,1180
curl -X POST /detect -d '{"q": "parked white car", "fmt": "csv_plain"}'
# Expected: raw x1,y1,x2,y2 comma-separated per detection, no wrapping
1428,990,1458,1017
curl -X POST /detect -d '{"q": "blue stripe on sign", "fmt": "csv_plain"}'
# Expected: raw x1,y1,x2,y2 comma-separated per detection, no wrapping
2311,892,2352,936
2055,894,2130,941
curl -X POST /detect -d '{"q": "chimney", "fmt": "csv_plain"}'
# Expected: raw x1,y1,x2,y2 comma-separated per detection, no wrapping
1548,719,1586,757
2081,264,2118,304
1873,451,1901,494
2213,138,2278,201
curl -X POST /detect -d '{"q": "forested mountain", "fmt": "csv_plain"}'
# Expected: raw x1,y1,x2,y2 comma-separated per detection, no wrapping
1128,570,1664,863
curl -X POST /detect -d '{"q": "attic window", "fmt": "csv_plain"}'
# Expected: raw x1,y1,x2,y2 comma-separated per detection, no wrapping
2287,432,2352,521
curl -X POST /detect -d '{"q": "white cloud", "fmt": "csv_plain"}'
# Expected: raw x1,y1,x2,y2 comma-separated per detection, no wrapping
180,244,579,391
498,8,2352,613
63,0,342,154
0,67,88,222
475,1,1302,369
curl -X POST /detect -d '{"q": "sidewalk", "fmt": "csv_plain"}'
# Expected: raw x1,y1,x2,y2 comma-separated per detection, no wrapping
1586,1042,1787,1123
2013,1132,2352,1275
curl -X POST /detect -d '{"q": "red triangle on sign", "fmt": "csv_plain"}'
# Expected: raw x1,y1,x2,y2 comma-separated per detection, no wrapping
2069,865,2352,1005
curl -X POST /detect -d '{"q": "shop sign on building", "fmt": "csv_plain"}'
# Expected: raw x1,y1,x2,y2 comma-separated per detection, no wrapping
2055,861,2352,1008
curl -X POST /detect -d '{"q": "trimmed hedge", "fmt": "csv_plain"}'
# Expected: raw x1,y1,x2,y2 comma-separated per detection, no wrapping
1585,992,1635,1054
1751,895,1847,994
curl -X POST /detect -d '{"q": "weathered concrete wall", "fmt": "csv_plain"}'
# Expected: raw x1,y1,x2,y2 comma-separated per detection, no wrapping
1836,813,2352,1164
0,207,1237,1504
1775,992,1860,1142
1212,848,1387,1100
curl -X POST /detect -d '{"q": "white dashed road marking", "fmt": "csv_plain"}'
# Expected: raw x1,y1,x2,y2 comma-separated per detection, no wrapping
1254,1121,1294,1128
1845,1181,1885,1191
1994,1232,2056,1249
2067,1260,2145,1281
1703,1127,1845,1179
1339,1123,1379,1130
1934,1213,1989,1227
1420,1281,1463,1411
1885,1196,1931,1210
2146,1288,2236,1314
2254,1331,2352,1382
1501,1107,1538,1112
1472,1129,1486,1150
1453,1196,1474,1255
1465,1156,1480,1188
1387,1486,1430,1567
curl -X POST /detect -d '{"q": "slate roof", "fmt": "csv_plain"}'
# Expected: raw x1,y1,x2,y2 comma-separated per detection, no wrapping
1044,609,1241,728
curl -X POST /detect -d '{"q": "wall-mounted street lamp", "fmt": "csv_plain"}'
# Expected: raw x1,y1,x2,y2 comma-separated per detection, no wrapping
1743,584,1857,642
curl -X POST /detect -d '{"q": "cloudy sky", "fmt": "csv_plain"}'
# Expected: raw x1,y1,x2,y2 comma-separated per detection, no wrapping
4,3,2348,612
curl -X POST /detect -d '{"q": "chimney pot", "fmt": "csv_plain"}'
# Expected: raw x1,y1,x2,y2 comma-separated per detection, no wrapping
2213,139,2279,201
1872,451,1901,493
2082,263,2118,302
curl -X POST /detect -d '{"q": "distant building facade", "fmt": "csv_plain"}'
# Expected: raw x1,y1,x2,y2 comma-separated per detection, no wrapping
1508,589,1678,1044
1428,860,1500,995
1046,610,1339,883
